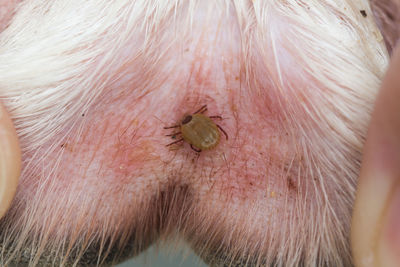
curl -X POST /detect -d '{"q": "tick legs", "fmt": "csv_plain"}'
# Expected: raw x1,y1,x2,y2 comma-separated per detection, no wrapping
164,123,182,146
209,115,228,140
164,125,180,129
166,138,184,146
209,115,222,119
165,129,183,146
217,124,228,140
166,132,181,137
166,139,202,152
194,107,228,140
194,105,207,114
190,144,202,152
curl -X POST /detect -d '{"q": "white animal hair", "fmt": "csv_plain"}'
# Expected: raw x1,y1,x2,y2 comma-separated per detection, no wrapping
0,0,392,266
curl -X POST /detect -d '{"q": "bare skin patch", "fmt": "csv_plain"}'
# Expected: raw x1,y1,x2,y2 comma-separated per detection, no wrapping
0,0,21,33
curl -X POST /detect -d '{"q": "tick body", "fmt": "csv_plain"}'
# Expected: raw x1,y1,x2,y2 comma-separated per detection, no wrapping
164,105,228,152
181,114,220,150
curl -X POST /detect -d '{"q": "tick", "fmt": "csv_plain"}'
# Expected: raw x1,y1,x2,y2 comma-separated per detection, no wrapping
164,105,228,152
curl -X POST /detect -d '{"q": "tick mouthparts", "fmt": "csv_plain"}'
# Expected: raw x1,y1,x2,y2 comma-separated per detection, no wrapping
182,115,192,125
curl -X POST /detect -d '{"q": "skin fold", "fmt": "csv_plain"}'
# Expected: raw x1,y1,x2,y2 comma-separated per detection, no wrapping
0,0,398,266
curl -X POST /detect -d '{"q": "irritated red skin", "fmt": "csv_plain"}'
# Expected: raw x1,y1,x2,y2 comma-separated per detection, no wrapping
38,19,294,243
0,0,21,32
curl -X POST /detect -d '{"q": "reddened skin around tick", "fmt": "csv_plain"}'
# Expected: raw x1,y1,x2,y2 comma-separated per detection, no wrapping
164,105,228,152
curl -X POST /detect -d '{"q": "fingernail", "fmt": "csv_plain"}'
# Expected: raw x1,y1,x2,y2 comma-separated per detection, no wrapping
0,103,21,219
376,184,400,267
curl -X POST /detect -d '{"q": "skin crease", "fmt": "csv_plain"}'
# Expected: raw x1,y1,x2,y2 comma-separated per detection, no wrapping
0,0,398,266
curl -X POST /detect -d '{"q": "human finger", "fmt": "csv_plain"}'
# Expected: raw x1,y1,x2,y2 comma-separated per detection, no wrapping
0,102,21,219
352,45,400,267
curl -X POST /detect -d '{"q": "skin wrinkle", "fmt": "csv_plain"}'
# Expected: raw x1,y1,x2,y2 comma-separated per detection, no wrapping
370,0,400,54
0,0,397,266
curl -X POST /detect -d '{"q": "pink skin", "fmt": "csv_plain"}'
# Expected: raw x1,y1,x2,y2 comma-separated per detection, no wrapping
0,0,399,266
0,2,294,264
0,0,20,32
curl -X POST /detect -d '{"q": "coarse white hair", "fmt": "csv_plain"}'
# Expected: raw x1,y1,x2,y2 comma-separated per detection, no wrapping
0,0,394,266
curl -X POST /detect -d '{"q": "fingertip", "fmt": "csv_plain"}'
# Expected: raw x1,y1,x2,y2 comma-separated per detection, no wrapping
352,43,400,267
0,102,21,219
351,169,394,267
376,187,400,267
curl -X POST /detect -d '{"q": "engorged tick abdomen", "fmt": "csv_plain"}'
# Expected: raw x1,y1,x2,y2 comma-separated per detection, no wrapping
180,114,220,150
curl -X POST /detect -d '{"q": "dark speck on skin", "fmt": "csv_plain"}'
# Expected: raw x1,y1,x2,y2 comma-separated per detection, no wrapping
360,10,367,17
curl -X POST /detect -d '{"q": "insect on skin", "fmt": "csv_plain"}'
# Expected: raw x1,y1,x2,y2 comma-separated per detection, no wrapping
164,105,228,152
